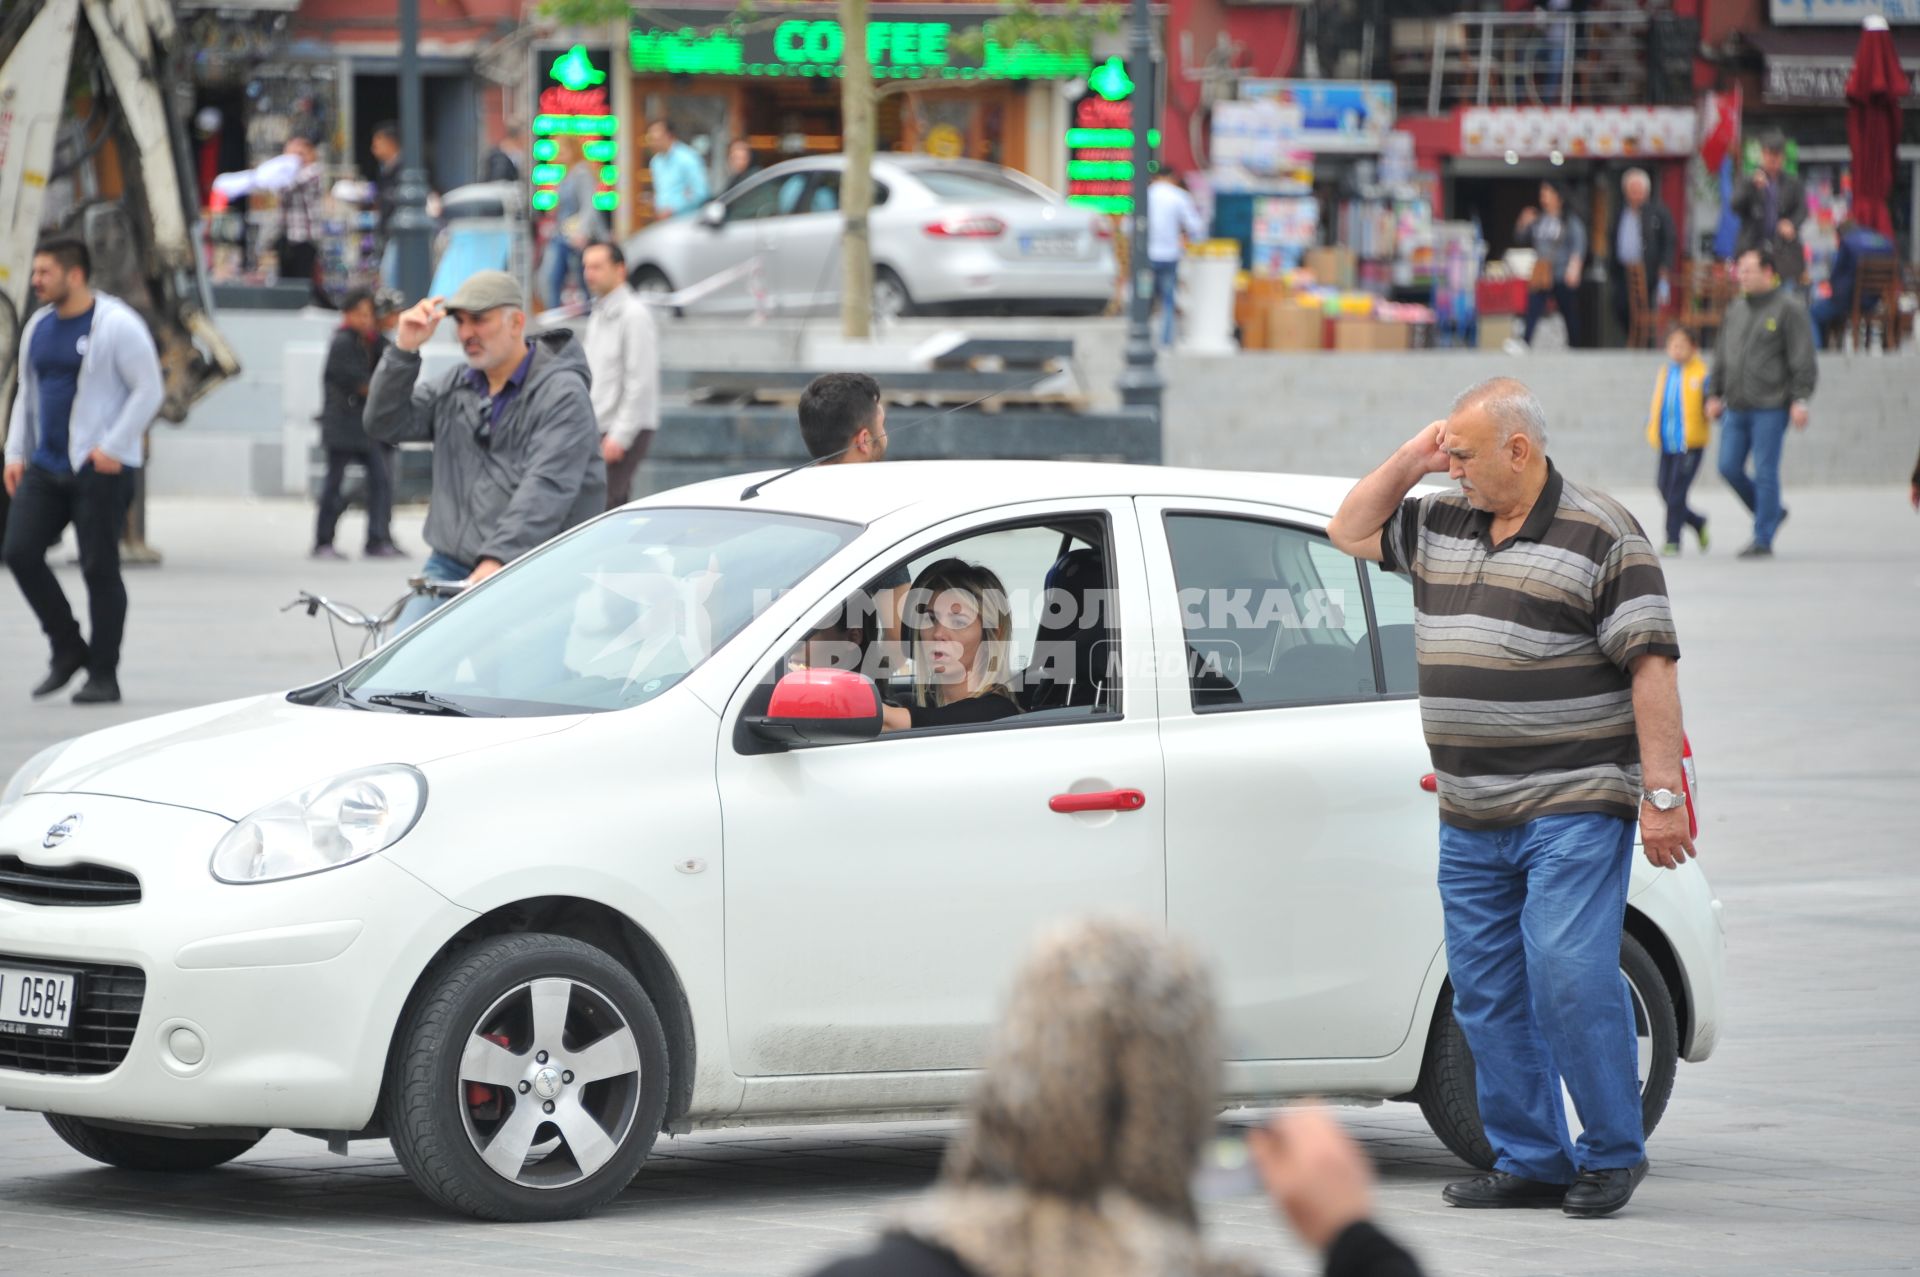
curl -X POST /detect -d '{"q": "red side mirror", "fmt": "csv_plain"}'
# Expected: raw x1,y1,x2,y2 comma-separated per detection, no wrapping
747,668,884,747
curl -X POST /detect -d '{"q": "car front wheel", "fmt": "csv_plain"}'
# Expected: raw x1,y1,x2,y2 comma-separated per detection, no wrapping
44,1114,263,1171
1414,932,1678,1170
386,933,669,1221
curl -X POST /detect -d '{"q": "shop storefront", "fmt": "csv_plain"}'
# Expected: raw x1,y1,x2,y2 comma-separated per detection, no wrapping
622,5,1112,219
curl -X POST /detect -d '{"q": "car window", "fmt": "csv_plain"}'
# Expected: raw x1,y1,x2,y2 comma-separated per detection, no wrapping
726,176,790,221
912,168,1049,203
775,173,812,215
1164,514,1381,711
344,508,858,716
747,514,1118,747
1365,560,1417,694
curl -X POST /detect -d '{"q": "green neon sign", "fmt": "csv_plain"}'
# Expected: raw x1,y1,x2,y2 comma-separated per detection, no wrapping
551,44,607,92
630,17,1089,80
1068,160,1134,181
534,114,618,136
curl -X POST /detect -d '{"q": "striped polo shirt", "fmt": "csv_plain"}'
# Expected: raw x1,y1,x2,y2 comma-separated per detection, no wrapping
1379,463,1680,831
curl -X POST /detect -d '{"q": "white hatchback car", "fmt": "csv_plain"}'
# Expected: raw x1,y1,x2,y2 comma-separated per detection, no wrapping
0,462,1725,1221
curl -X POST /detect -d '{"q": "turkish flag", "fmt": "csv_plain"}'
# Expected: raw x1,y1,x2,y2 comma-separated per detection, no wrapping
1700,88,1740,175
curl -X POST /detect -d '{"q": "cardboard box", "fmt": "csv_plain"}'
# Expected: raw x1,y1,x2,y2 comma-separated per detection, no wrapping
1267,303,1324,350
1305,246,1356,290
1476,315,1520,349
1333,318,1411,351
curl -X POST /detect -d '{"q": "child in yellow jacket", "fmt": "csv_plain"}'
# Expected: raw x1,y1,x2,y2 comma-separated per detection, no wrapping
1647,325,1711,556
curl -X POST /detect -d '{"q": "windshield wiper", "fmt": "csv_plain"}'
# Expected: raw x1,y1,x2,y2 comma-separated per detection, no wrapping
362,690,495,717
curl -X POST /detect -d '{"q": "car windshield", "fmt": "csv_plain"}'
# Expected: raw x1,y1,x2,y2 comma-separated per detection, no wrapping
912,168,1049,203
341,508,859,716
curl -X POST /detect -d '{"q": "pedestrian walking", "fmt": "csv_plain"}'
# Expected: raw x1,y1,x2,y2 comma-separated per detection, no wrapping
2,238,165,704
547,138,607,309
646,120,710,220
365,270,605,628
1706,248,1817,559
1731,131,1808,289
1646,324,1711,556
370,122,402,288
807,918,1429,1277
1514,181,1586,349
1147,172,1206,348
313,289,405,560
1612,168,1675,344
721,139,760,194
1328,377,1694,1219
581,241,661,509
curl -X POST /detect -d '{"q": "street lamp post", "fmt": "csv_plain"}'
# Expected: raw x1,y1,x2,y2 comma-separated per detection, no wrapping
1116,0,1164,415
391,0,435,301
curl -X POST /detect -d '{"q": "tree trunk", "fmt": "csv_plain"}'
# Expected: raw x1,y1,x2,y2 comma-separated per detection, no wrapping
840,0,875,338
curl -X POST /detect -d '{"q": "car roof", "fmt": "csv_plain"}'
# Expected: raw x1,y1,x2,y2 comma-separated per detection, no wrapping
629,460,1360,527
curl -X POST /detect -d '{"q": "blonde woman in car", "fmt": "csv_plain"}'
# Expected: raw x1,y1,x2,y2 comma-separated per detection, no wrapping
883,558,1023,731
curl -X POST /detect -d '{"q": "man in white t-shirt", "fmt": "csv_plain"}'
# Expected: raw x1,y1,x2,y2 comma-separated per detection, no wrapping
1146,173,1206,348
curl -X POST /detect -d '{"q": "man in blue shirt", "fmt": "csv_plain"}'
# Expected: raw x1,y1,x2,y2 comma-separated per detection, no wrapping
646,120,710,220
3,238,165,703
1809,216,1896,349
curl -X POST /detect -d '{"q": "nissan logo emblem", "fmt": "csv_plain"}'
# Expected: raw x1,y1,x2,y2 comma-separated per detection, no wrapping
43,814,83,849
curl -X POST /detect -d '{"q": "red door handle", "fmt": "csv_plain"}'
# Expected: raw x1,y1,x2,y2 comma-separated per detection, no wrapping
1049,788,1147,814
1419,773,1438,793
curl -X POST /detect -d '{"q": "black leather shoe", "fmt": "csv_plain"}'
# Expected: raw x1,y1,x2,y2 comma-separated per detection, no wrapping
71,675,121,705
1442,1171,1568,1209
32,649,89,698
1563,1159,1649,1218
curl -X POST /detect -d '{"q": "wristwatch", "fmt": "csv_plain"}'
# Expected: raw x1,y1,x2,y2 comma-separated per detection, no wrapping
1641,788,1685,812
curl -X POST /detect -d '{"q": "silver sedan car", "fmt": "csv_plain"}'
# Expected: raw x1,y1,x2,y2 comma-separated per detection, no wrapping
621,155,1116,319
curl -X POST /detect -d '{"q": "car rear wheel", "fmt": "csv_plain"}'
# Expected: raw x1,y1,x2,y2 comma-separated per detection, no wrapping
385,933,669,1221
44,1114,263,1171
872,267,915,321
1414,932,1678,1170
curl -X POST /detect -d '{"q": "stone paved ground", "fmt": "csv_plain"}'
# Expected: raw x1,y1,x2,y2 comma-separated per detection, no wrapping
2,486,1917,1276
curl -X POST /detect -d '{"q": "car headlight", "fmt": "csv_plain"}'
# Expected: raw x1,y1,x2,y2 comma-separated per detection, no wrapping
210,765,427,885
2,740,74,807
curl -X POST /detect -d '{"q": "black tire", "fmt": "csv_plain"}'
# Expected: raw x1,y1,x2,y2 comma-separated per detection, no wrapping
385,933,669,1222
1414,932,1678,1170
631,266,672,296
44,1114,263,1172
872,267,916,320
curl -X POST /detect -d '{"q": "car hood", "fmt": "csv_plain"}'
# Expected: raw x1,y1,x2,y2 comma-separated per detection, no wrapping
24,694,584,821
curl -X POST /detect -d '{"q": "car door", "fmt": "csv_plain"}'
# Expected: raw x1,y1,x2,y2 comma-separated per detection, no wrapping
763,171,848,313
673,173,790,314
1137,496,1441,1063
715,499,1166,1078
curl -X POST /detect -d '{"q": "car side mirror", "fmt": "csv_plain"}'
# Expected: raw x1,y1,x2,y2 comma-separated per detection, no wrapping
745,668,883,747
698,201,727,230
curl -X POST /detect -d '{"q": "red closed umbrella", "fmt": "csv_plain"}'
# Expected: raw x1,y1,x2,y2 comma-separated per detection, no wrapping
1846,15,1909,239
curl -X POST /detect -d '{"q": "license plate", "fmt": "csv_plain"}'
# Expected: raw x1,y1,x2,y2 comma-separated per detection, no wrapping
0,964,79,1039
1019,232,1079,258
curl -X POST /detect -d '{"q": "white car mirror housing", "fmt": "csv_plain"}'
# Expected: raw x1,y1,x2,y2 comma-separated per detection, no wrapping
210,764,428,885
699,201,727,229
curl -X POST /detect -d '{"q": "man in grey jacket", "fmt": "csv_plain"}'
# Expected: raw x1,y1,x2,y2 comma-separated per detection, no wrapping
3,238,164,703
1706,249,1817,559
366,270,605,625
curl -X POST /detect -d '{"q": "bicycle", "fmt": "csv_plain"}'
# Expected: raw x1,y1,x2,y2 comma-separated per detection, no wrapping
284,575,468,665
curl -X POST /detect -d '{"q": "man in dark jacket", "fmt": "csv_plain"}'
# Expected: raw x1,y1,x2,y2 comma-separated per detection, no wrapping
1730,132,1808,288
366,270,605,626
1707,249,1817,558
1612,168,1675,345
313,289,403,560
1809,216,1896,348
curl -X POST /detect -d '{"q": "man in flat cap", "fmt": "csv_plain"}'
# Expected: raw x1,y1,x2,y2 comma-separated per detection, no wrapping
368,271,606,626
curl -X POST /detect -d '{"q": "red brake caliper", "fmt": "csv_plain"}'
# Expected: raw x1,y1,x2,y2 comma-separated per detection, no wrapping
467,1032,513,1110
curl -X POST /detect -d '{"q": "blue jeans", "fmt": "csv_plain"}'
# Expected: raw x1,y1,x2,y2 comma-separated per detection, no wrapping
1717,406,1791,549
394,550,474,634
1151,259,1181,347
547,239,584,309
1439,812,1645,1183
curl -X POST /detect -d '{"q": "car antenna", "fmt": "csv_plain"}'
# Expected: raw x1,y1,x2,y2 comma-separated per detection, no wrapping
738,370,1058,502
